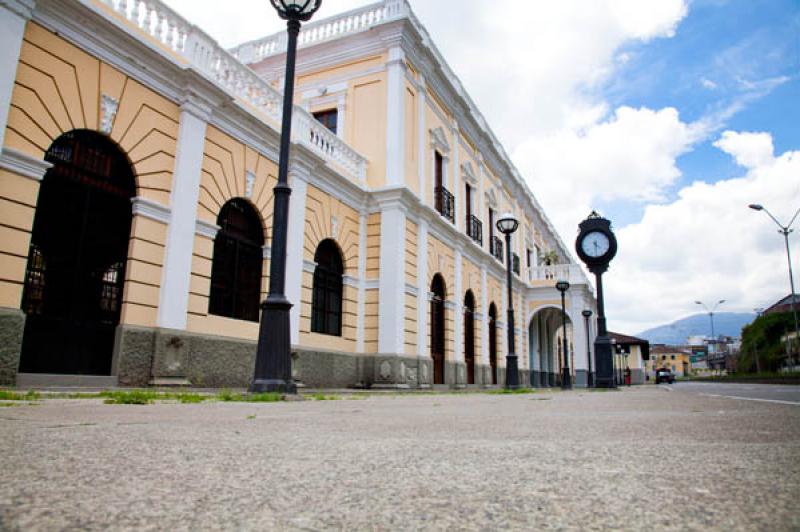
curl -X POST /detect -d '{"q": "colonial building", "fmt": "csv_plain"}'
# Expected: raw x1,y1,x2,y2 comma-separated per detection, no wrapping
0,0,597,389
609,331,650,385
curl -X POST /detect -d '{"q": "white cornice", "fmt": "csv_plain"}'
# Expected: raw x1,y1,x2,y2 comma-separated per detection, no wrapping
0,147,52,180
131,197,171,224
1,0,35,19
195,219,220,240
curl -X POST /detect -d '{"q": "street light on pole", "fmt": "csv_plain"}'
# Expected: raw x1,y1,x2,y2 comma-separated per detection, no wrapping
749,203,800,365
496,212,520,389
251,0,323,394
582,309,593,387
695,299,725,371
555,280,571,389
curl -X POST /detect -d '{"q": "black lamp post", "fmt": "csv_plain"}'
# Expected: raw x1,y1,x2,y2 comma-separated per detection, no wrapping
497,212,520,389
582,309,593,387
749,203,800,365
556,280,571,389
251,0,323,394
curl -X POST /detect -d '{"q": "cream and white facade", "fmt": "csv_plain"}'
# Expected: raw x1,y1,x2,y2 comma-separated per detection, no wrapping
0,0,597,388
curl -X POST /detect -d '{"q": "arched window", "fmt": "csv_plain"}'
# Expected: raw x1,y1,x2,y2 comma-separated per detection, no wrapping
489,302,498,385
430,274,447,385
311,239,344,336
209,198,264,322
464,290,476,385
20,130,135,375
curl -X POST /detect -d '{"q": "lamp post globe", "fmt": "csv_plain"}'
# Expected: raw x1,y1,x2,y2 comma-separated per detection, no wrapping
496,212,520,389
270,0,323,20
582,309,593,387
251,0,322,394
556,280,571,388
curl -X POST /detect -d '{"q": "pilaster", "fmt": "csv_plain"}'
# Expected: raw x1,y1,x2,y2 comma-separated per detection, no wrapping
286,165,310,346
356,212,367,352
377,202,406,354
157,100,210,330
480,266,488,364
451,122,460,230
385,46,406,186
416,76,427,200
0,0,34,150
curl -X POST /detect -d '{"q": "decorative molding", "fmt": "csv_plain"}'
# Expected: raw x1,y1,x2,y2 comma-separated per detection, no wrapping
429,126,451,154
100,94,119,134
485,187,498,210
461,161,478,186
444,300,457,311
245,170,256,198
195,219,220,239
263,245,272,259
404,283,418,297
343,275,360,288
131,197,171,224
364,279,380,290
0,147,52,181
1,0,35,20
303,259,317,273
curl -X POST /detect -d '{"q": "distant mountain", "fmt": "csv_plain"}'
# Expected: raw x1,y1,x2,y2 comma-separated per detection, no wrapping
636,313,756,345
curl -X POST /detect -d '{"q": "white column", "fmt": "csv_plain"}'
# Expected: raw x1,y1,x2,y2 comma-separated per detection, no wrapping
385,46,406,186
453,248,463,362
416,77,427,200
378,205,406,354
480,266,488,364
286,166,309,346
157,103,209,330
356,212,367,352
0,0,33,150
451,122,460,229
416,218,429,357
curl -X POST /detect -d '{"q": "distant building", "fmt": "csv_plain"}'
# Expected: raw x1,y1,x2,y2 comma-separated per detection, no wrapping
647,345,691,378
608,332,650,385
764,294,799,315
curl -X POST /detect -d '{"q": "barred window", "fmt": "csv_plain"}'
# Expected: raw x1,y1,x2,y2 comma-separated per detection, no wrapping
209,199,264,322
311,239,344,336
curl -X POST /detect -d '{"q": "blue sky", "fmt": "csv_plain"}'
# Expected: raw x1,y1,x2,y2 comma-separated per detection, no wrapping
165,0,799,333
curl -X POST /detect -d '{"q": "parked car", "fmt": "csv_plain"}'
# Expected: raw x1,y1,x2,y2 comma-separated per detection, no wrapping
655,368,675,384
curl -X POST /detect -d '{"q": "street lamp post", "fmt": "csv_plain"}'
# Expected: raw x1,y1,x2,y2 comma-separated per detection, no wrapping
251,0,323,394
749,203,800,366
695,299,725,371
556,280,571,389
497,212,520,389
582,309,593,387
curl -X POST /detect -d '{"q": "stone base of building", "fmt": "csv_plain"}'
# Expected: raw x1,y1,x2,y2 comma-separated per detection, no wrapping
574,369,589,388
0,307,25,386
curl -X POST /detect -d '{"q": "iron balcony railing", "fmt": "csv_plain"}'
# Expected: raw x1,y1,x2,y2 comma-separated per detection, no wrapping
491,236,504,262
435,186,455,223
466,214,483,246
512,253,520,275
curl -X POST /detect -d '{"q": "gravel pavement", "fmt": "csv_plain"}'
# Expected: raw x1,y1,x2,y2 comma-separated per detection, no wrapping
0,386,798,531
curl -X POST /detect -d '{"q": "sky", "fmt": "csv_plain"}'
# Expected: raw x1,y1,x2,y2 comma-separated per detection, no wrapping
162,0,800,335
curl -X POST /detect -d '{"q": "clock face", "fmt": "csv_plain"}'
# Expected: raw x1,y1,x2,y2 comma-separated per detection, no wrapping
581,231,610,258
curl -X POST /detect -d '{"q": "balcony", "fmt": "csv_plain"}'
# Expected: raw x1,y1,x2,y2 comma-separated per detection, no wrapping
491,236,504,262
512,253,520,276
435,186,455,223
466,214,483,246
529,264,587,285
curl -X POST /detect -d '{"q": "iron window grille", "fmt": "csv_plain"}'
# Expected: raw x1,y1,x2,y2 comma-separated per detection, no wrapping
466,214,483,246
311,239,344,336
435,186,455,223
491,236,504,262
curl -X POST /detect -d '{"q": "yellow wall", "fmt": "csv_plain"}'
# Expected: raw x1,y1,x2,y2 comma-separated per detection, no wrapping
186,126,278,339
404,219,418,355
3,23,180,327
363,212,381,352
349,73,386,188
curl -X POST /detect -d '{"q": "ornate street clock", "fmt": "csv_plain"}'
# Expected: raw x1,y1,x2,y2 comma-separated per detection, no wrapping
575,211,617,388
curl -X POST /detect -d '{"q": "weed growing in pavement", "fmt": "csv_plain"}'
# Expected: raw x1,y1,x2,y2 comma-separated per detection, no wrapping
309,393,340,400
485,388,536,395
217,389,236,402
101,390,159,405
0,390,40,401
215,391,283,402
246,414,256,419
176,393,206,404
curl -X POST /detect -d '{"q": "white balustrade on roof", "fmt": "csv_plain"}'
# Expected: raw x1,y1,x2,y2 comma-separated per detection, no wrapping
95,0,367,184
230,0,408,64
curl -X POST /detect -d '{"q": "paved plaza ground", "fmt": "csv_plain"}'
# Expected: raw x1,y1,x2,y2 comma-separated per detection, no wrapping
0,384,798,531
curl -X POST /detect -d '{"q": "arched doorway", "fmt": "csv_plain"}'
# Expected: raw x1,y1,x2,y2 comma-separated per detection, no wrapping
430,274,446,385
464,290,475,384
528,307,573,388
489,302,498,385
19,130,136,375
311,239,344,336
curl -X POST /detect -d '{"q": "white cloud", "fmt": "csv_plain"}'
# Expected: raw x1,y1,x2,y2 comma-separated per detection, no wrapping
701,78,718,90
713,130,774,169
605,134,800,333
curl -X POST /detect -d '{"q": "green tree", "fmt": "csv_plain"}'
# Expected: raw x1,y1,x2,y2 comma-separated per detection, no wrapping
738,312,796,372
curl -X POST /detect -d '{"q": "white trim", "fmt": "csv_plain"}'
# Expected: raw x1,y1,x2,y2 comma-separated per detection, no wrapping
343,275,359,289
287,168,310,346
131,197,171,224
378,205,406,354
454,248,463,363
302,259,317,273
364,279,380,290
0,1,32,149
429,126,451,155
195,219,220,239
0,147,52,181
405,283,418,297
462,161,478,186
262,245,272,260
385,46,406,186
